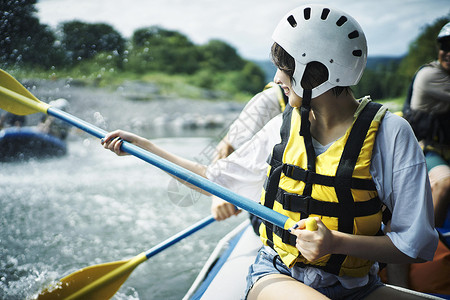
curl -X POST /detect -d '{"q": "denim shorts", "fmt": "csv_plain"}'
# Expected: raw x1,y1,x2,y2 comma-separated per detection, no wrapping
245,247,384,300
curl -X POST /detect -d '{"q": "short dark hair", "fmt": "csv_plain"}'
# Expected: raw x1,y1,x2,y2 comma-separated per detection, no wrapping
271,42,350,97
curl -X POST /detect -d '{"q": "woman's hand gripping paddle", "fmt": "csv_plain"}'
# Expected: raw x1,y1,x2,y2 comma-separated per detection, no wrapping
288,217,318,232
305,217,318,231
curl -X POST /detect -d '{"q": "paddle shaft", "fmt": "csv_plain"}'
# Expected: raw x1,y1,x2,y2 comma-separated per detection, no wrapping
48,107,290,229
144,214,215,259
0,69,295,299
0,79,290,228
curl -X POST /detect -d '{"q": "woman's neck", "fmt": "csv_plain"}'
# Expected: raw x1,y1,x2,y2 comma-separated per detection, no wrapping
309,90,358,146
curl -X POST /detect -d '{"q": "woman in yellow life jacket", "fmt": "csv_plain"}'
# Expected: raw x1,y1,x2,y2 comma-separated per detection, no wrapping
245,4,438,299
101,4,438,299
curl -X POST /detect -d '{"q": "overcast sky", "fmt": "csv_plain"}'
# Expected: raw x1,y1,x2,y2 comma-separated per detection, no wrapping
36,0,450,60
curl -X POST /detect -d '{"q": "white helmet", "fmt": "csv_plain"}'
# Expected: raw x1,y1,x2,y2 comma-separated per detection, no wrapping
272,4,367,98
437,22,450,41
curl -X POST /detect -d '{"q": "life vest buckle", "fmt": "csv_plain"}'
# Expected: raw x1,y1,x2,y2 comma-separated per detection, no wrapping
304,170,314,183
282,164,315,184
282,192,311,215
282,164,294,177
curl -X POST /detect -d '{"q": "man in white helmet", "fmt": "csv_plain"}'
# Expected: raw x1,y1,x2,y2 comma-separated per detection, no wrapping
101,5,437,299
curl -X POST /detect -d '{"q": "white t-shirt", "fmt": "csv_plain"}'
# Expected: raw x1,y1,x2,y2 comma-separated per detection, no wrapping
206,103,438,288
227,85,284,150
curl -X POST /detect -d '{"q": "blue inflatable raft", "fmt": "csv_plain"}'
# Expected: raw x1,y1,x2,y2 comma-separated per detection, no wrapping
0,127,67,162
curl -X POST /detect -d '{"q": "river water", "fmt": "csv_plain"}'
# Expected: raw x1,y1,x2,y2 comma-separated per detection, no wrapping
0,79,249,299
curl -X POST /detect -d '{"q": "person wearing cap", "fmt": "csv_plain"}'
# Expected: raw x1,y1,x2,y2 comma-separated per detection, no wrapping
102,4,438,299
403,21,450,228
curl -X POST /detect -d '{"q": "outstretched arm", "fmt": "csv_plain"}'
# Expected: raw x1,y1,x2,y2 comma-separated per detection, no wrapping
101,130,210,195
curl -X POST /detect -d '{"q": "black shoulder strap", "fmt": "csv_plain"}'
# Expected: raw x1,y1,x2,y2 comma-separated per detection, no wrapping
269,104,293,167
262,104,293,246
335,101,382,231
324,101,383,275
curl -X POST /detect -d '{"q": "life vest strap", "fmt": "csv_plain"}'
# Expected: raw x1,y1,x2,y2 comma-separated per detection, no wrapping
279,189,382,217
282,164,377,190
262,165,284,247
264,220,297,246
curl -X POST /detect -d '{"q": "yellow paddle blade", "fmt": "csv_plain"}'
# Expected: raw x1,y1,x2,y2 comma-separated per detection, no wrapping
37,253,147,300
0,69,49,115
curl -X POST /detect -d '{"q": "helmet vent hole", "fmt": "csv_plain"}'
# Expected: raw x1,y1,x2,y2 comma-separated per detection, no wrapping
348,30,359,39
352,50,363,57
336,16,347,27
304,7,311,20
287,15,297,28
321,8,330,20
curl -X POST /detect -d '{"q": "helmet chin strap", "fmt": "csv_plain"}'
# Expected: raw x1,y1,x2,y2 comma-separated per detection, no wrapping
299,89,312,137
299,89,316,196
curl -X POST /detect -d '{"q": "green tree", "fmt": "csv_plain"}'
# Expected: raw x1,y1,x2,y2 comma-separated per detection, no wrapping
354,14,450,100
379,60,405,98
235,61,266,94
398,16,450,80
354,59,405,100
132,26,187,48
61,21,125,65
353,69,383,99
198,39,244,72
191,39,265,94
0,0,63,68
128,26,200,74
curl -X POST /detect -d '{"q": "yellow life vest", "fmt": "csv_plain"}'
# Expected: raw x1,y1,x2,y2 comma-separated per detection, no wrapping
259,97,387,277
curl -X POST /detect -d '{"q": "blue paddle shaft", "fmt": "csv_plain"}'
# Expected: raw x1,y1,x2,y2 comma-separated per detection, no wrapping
48,107,108,138
144,215,215,259
48,107,289,229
